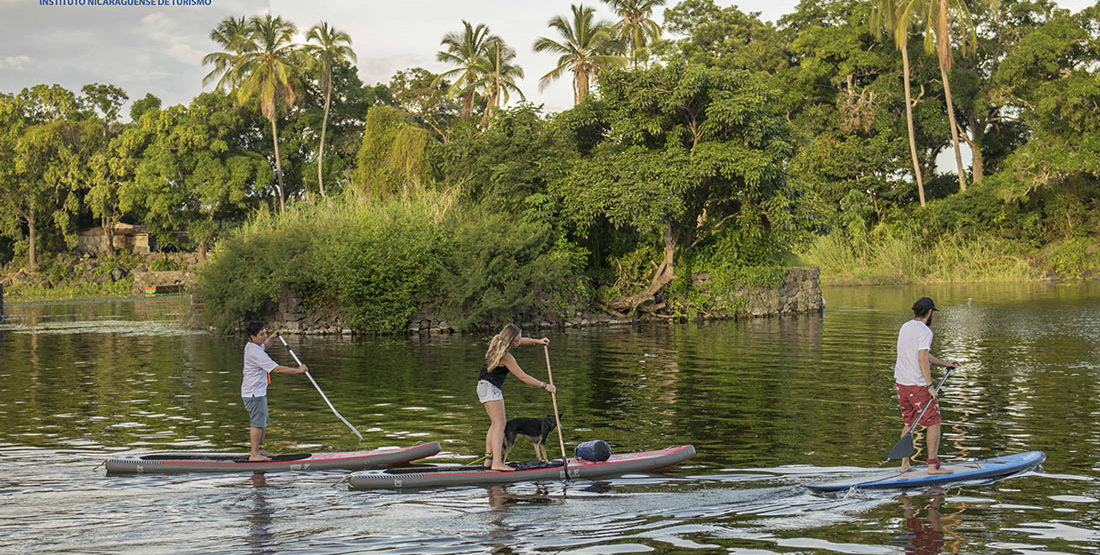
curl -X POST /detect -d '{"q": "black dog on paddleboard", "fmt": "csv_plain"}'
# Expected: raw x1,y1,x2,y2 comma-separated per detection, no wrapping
502,413,562,463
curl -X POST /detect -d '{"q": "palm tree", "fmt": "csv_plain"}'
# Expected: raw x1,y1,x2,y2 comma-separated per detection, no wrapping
478,37,526,125
871,0,927,206
234,15,300,213
534,4,625,105
202,15,300,212
202,16,254,91
922,0,978,192
437,21,493,119
305,21,356,198
603,0,665,68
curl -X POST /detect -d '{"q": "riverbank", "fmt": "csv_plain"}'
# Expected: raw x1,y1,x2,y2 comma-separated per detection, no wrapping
0,252,201,302
247,267,825,335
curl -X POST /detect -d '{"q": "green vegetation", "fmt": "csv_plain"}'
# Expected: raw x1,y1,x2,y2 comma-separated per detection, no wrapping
3,0,1099,330
195,192,583,333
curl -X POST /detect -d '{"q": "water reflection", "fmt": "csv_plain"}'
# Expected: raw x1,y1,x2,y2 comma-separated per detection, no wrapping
247,473,275,554
899,489,950,555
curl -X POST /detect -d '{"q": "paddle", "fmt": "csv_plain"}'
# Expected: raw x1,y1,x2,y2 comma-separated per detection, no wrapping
543,344,568,478
888,365,956,460
276,333,363,440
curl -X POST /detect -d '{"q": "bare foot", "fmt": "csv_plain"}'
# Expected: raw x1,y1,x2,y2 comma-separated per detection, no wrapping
927,466,954,475
248,455,271,462
900,462,913,473
490,465,513,472
259,449,277,458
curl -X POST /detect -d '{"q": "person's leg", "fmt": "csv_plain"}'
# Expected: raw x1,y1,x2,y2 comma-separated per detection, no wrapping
483,416,494,468
246,396,272,461
483,399,511,471
926,422,953,474
897,384,915,472
249,426,270,461
900,424,913,473
258,427,275,457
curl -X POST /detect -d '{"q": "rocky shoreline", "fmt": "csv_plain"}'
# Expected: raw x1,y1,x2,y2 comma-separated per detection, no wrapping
3,253,824,334
1,252,202,298
261,267,825,335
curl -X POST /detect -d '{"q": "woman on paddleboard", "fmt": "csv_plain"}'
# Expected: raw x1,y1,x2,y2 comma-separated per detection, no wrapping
478,323,555,471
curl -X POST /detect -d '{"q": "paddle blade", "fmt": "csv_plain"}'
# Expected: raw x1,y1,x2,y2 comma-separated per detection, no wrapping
889,433,915,460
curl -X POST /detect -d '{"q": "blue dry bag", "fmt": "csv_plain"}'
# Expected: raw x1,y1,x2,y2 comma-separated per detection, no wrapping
574,440,612,462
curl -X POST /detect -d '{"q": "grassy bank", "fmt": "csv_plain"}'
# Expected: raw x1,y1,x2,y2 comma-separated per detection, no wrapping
800,222,1099,285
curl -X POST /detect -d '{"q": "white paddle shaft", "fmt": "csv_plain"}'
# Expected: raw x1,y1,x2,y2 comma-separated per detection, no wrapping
277,334,363,440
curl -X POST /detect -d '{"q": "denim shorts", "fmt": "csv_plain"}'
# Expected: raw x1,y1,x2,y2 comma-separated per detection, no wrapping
476,380,504,403
243,395,269,428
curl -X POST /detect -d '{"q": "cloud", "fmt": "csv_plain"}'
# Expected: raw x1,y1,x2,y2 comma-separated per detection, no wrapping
0,55,32,70
141,11,206,65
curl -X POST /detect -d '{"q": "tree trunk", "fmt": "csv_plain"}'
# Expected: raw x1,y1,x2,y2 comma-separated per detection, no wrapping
26,212,37,270
574,65,590,105
968,112,984,183
606,224,677,314
103,213,116,257
318,65,331,198
938,49,967,192
270,116,286,213
901,41,926,207
461,75,476,119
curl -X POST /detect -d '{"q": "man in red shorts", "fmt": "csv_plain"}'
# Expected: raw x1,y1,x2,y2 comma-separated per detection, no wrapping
895,297,959,474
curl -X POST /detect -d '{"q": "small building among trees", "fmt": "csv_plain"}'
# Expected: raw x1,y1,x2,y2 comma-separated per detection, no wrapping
77,223,152,255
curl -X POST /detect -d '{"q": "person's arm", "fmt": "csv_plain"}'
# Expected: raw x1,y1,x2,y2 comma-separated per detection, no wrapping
928,354,959,368
918,349,934,394
502,353,556,393
272,363,307,375
515,336,550,347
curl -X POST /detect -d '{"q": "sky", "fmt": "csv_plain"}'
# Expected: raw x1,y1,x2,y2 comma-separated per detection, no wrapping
0,0,1095,118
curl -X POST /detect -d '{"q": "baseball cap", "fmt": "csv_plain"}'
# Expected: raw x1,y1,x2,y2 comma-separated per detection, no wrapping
912,297,938,315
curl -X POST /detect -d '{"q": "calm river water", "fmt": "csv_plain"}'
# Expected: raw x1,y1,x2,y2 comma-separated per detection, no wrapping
1,283,1098,553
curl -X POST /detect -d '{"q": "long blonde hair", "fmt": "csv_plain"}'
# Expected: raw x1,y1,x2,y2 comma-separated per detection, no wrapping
485,323,521,369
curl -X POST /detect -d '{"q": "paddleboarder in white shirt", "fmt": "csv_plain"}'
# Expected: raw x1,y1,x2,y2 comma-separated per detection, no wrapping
895,297,959,474
242,321,307,461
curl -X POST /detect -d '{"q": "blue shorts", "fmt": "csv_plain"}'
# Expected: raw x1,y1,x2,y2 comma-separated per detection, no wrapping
243,395,269,428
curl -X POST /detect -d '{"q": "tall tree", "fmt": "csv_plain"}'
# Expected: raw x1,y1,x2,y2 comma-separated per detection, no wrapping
79,83,128,138
202,16,254,91
437,21,492,119
390,68,461,142
921,0,979,192
534,4,626,105
124,92,270,255
553,65,812,313
0,86,94,270
304,21,356,198
871,0,927,205
604,0,665,68
478,37,526,125
216,15,301,213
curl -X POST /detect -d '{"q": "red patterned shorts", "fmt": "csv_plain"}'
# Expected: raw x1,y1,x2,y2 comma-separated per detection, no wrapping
896,383,941,427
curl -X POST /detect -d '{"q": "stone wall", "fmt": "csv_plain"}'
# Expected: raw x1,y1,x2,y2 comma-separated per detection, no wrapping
268,267,825,335
129,255,202,295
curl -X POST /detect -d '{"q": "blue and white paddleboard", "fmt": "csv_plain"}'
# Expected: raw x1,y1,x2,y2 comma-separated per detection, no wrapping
806,451,1046,492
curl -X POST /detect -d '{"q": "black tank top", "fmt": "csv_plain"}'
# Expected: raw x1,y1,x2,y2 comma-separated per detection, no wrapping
479,358,509,389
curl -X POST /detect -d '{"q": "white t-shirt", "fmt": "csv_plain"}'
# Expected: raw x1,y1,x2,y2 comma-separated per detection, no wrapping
241,341,279,398
894,319,933,386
